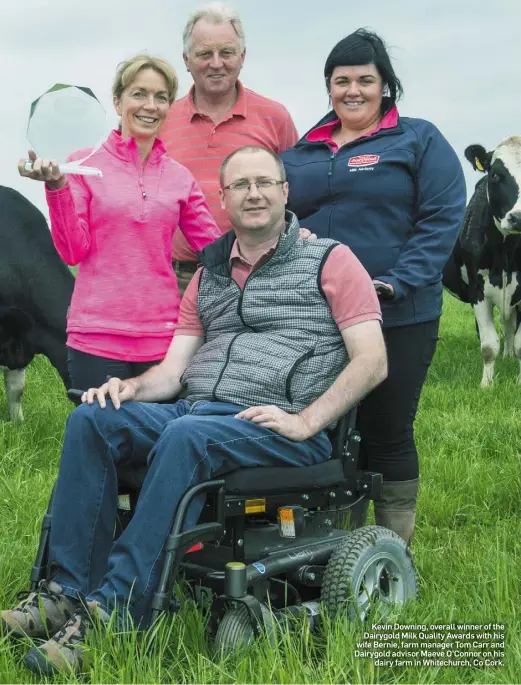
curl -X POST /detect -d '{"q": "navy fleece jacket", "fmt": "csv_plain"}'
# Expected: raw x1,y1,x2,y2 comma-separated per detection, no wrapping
281,111,466,327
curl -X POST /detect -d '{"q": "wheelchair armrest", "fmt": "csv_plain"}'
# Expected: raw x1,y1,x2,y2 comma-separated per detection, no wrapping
165,522,224,554
329,407,358,459
67,388,85,406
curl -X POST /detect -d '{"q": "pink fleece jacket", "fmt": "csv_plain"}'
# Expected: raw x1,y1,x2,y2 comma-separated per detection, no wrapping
45,130,221,360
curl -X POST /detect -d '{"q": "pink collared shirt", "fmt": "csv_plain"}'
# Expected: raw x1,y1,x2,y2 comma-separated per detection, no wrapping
306,106,399,152
161,81,299,261
176,239,382,336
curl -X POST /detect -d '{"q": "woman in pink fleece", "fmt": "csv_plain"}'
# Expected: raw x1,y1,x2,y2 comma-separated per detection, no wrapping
18,55,221,389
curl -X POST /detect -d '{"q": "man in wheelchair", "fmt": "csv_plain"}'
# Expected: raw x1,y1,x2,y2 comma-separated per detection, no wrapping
1,145,387,675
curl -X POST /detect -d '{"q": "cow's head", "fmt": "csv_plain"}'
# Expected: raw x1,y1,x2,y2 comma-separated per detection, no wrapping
465,137,521,237
0,307,35,370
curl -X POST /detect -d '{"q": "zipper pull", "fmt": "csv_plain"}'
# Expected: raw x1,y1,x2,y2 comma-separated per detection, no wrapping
328,153,334,176
142,190,147,199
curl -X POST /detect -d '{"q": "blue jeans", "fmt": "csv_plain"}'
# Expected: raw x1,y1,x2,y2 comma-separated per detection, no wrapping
48,399,331,622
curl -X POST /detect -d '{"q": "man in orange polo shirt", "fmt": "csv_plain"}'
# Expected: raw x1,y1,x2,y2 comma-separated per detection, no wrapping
161,2,298,293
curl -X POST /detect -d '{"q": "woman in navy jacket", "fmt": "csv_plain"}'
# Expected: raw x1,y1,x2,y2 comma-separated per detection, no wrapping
281,29,466,545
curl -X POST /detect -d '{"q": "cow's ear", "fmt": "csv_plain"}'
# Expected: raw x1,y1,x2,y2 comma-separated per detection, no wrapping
464,144,492,173
0,307,33,335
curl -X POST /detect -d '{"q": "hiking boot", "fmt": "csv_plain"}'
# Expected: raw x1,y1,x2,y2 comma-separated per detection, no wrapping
1,580,78,639
374,478,419,545
24,600,110,676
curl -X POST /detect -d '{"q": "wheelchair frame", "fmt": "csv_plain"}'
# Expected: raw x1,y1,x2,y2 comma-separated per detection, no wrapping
30,406,388,639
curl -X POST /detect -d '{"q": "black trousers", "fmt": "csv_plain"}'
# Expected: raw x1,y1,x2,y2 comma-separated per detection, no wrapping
356,318,440,482
67,348,158,391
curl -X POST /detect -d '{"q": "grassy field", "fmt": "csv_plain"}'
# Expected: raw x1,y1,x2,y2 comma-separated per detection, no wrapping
0,293,519,684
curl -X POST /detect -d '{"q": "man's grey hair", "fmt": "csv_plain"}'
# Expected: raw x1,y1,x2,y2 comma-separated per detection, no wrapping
183,2,246,54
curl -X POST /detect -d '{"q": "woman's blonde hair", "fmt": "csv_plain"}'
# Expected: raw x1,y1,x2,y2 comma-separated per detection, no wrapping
112,54,179,104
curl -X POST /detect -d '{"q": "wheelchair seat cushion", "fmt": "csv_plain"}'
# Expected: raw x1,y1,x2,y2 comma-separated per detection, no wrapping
223,457,346,495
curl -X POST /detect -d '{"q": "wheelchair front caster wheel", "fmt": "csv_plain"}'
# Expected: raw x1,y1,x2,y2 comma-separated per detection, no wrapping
214,603,276,657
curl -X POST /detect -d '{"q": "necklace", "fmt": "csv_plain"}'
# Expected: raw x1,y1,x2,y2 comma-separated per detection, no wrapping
331,131,357,148
332,119,381,148
334,138,353,148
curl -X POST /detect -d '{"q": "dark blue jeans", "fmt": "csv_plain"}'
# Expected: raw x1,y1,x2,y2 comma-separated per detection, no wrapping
48,399,331,623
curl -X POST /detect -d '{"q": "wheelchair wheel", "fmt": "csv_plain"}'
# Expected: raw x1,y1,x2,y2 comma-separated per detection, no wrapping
214,603,276,657
321,525,417,621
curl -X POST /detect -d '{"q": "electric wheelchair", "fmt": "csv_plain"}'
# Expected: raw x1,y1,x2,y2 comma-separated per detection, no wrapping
29,392,417,655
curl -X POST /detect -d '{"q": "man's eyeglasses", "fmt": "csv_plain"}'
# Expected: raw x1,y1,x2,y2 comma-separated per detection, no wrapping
222,179,285,192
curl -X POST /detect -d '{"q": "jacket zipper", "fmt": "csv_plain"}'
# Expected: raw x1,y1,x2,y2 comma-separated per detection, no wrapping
236,249,281,327
212,332,241,401
138,176,147,220
319,130,401,239
327,146,335,238
232,277,254,329
236,278,255,328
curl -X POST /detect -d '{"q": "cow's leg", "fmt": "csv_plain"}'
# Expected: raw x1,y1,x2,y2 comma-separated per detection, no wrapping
4,368,25,422
514,310,521,384
502,309,516,358
474,299,499,387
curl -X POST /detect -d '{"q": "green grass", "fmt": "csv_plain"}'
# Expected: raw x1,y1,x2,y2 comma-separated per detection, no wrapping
0,293,519,684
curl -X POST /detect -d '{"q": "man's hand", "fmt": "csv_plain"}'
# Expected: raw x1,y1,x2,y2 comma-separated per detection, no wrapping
235,405,312,441
299,227,317,241
82,377,137,410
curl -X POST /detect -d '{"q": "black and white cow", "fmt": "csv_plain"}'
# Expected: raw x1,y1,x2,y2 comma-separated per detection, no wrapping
0,185,74,420
443,136,521,386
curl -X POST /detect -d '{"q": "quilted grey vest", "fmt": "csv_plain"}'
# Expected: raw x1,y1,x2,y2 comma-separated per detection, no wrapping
181,211,349,413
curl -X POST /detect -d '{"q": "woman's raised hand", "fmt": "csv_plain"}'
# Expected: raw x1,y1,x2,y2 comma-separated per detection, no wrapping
18,149,67,189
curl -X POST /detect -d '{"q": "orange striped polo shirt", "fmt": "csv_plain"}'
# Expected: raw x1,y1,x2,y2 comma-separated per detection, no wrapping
161,80,299,262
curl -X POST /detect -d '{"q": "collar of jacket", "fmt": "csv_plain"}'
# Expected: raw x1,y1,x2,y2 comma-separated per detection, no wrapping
102,129,167,165
295,102,403,149
199,210,301,277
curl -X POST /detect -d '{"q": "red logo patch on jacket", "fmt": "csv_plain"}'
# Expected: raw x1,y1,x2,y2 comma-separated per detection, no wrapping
348,154,380,167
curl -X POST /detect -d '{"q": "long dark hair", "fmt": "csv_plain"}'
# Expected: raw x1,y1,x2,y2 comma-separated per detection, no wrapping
324,29,403,115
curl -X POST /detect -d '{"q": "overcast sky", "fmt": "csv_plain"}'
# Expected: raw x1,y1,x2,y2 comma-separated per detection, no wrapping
2,0,520,217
